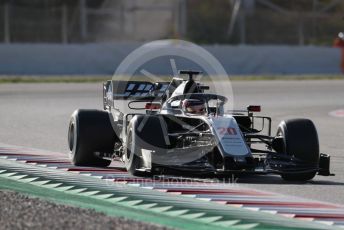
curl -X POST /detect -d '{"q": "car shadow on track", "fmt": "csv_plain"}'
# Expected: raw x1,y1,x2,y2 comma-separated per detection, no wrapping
107,162,344,186
235,174,344,186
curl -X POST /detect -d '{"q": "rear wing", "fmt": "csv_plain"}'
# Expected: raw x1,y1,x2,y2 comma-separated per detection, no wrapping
103,80,170,102
115,81,169,99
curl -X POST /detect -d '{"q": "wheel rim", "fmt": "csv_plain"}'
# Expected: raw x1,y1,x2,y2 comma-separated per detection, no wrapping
126,129,133,160
68,123,75,151
276,127,287,154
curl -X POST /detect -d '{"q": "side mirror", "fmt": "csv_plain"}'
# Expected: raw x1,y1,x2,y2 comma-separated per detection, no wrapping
145,103,161,110
247,105,261,112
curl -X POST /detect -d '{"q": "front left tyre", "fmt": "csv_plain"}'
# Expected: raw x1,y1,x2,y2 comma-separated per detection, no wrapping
124,115,168,176
68,109,117,167
276,118,319,182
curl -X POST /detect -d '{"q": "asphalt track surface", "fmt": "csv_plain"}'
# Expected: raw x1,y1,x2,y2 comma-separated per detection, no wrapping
0,80,344,205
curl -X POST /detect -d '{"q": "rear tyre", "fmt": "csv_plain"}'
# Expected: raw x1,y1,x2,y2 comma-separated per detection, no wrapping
68,109,117,167
276,119,319,181
124,115,167,176
124,126,144,176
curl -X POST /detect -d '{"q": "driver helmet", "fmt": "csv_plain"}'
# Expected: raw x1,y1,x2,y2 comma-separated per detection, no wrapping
339,32,344,40
181,99,206,115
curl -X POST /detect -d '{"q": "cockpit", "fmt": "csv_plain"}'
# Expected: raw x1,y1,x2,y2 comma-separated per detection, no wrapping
161,93,228,116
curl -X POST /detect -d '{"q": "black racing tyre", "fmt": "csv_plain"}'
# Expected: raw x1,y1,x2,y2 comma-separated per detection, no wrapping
276,118,319,181
68,109,117,167
124,125,143,176
124,115,167,176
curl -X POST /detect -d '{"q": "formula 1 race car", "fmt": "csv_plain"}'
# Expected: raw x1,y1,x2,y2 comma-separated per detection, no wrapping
68,70,333,181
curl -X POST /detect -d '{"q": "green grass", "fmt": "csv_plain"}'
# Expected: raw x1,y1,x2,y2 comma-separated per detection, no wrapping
230,74,344,81
0,74,342,83
0,75,110,83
